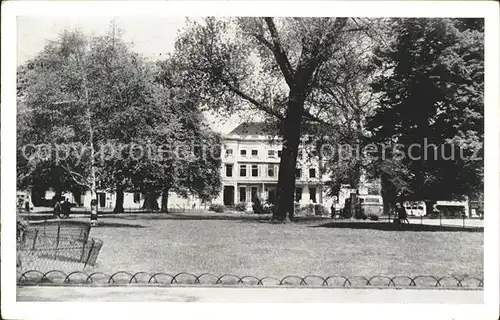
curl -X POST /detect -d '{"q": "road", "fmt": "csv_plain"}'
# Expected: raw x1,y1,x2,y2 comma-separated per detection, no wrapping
17,286,483,303
408,217,484,228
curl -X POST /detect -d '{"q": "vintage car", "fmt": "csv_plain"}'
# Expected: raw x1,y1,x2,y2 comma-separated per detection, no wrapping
404,201,426,217
341,194,383,219
356,195,384,219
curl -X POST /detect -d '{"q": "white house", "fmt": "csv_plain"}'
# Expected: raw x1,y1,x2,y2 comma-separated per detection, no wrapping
213,122,334,207
24,122,336,211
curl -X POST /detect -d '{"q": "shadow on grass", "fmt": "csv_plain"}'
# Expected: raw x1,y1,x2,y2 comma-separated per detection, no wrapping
111,213,331,223
30,219,145,229
115,213,271,221
313,221,483,232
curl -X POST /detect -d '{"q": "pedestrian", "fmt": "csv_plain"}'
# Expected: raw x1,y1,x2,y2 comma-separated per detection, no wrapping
24,199,31,214
330,204,335,219
54,200,62,218
397,202,409,224
90,199,98,226
62,198,71,218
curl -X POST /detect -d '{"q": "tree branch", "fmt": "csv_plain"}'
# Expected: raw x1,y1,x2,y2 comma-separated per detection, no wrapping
263,17,295,88
219,77,285,120
61,164,91,188
252,33,274,51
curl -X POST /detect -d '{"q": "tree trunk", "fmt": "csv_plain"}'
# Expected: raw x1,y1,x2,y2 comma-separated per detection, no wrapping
113,187,125,213
54,189,63,203
353,111,363,191
425,200,437,216
161,188,169,213
273,92,306,222
381,173,395,217
142,191,159,211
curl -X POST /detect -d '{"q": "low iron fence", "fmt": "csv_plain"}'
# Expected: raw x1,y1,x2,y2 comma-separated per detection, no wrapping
17,270,483,289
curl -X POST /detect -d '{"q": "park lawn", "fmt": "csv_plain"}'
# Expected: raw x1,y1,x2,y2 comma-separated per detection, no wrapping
81,215,483,278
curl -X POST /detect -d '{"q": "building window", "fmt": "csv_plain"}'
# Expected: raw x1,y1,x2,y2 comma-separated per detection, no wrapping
240,187,246,202
268,164,275,177
309,187,317,203
278,150,282,157
309,168,316,178
268,150,275,158
240,165,247,177
251,150,258,156
295,168,302,179
133,192,141,203
295,187,302,202
226,164,233,177
240,149,247,157
226,149,233,156
252,165,258,177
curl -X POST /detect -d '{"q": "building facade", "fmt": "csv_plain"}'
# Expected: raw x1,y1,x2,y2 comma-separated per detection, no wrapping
213,123,333,207
23,122,334,211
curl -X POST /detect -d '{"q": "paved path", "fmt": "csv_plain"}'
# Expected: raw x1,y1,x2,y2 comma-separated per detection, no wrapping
413,218,484,228
17,286,483,303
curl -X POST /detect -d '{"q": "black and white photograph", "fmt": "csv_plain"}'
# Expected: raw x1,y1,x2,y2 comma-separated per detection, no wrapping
1,1,499,320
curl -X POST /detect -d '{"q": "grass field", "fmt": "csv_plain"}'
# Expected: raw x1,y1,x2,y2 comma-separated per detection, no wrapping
66,214,485,278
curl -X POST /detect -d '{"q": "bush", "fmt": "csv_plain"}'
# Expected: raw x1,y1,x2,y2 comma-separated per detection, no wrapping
16,212,28,243
369,214,379,221
234,202,247,211
314,204,329,216
294,202,301,215
299,204,315,216
208,203,225,213
252,196,265,214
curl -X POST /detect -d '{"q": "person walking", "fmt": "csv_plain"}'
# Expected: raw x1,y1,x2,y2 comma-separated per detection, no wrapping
90,199,98,226
62,198,71,218
397,202,410,224
54,200,62,218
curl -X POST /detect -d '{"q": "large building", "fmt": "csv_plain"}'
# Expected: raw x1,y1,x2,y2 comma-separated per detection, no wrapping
22,122,335,211
213,122,334,207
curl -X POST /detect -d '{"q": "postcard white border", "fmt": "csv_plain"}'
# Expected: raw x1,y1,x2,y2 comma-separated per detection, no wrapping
2,1,499,320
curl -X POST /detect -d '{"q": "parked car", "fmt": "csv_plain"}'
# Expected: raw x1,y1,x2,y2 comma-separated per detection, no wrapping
404,201,426,217
356,195,383,219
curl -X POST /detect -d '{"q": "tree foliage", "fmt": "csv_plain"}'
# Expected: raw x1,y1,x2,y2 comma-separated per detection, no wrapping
367,18,484,206
17,25,222,210
172,17,375,220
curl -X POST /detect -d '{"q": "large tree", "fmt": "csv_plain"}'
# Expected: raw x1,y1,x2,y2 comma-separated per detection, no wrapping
172,17,375,221
367,18,484,211
131,61,222,212
17,26,166,207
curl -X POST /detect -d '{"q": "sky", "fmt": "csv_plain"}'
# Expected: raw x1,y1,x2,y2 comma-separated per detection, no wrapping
17,16,243,134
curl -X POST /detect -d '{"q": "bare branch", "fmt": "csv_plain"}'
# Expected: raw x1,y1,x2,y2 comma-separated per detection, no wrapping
252,33,274,51
218,77,285,120
61,164,91,188
51,99,81,105
263,17,295,88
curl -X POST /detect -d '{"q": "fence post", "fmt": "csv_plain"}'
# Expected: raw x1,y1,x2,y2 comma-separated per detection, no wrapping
55,224,61,259
79,238,88,263
439,211,442,226
84,239,96,268
32,229,39,251
56,225,60,248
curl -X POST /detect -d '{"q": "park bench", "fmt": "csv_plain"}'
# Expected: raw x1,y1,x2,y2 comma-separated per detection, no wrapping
18,222,103,269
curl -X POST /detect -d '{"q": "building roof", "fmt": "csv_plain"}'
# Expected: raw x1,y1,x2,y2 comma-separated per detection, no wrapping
227,121,330,138
227,122,280,136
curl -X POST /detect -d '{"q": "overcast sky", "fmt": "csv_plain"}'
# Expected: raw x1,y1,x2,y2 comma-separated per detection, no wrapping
17,16,244,133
